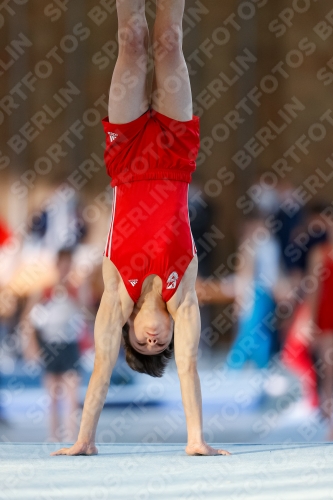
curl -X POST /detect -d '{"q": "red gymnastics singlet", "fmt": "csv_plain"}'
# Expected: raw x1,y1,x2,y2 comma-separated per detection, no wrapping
102,108,200,303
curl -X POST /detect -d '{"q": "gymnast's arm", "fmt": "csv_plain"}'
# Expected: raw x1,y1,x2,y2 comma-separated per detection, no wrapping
168,258,230,456
51,258,134,456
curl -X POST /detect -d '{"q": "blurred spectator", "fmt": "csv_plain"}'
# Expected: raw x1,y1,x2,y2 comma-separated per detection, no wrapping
281,302,318,410
279,203,330,415
226,209,281,369
273,180,315,273
305,206,333,436
43,185,80,253
284,202,328,273
22,248,85,442
22,184,87,258
274,180,304,272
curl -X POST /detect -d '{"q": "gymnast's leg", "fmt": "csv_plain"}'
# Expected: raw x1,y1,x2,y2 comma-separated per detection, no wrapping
151,0,193,121
108,0,149,123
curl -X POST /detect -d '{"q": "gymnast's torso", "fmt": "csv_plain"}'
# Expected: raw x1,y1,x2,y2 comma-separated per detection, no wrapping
102,107,200,303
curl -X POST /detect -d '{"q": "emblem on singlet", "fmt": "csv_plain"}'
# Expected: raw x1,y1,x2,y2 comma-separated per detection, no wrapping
108,132,118,143
166,272,179,290
129,279,138,286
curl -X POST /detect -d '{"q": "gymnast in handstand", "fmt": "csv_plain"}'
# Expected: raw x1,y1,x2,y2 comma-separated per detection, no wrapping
51,0,230,457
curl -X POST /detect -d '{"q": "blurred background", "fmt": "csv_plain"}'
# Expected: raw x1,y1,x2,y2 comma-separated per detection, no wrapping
1,0,333,444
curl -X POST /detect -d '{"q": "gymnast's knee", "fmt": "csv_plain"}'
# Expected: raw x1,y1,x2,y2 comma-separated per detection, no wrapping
153,22,183,60
118,19,148,59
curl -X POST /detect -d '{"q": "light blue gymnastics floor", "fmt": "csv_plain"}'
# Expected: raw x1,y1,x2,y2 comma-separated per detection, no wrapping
1,442,333,500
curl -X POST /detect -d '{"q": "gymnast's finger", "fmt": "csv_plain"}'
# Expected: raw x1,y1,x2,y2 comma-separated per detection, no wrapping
50,448,71,456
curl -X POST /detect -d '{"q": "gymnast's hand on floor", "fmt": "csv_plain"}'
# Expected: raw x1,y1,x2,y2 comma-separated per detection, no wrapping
50,441,98,456
185,442,231,456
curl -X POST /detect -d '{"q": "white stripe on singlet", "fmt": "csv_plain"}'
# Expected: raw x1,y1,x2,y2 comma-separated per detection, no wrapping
104,218,111,256
187,185,196,256
104,186,117,258
108,186,117,257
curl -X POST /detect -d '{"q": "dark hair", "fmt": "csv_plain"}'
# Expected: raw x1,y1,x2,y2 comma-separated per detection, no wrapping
122,323,174,378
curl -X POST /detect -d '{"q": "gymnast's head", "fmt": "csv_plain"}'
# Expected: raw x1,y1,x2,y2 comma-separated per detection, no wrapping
122,302,174,377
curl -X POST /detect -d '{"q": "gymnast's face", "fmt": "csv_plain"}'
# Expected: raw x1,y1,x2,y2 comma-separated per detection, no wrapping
128,306,173,355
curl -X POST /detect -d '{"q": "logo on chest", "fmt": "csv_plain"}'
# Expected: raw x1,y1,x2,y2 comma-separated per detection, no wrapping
166,272,179,290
